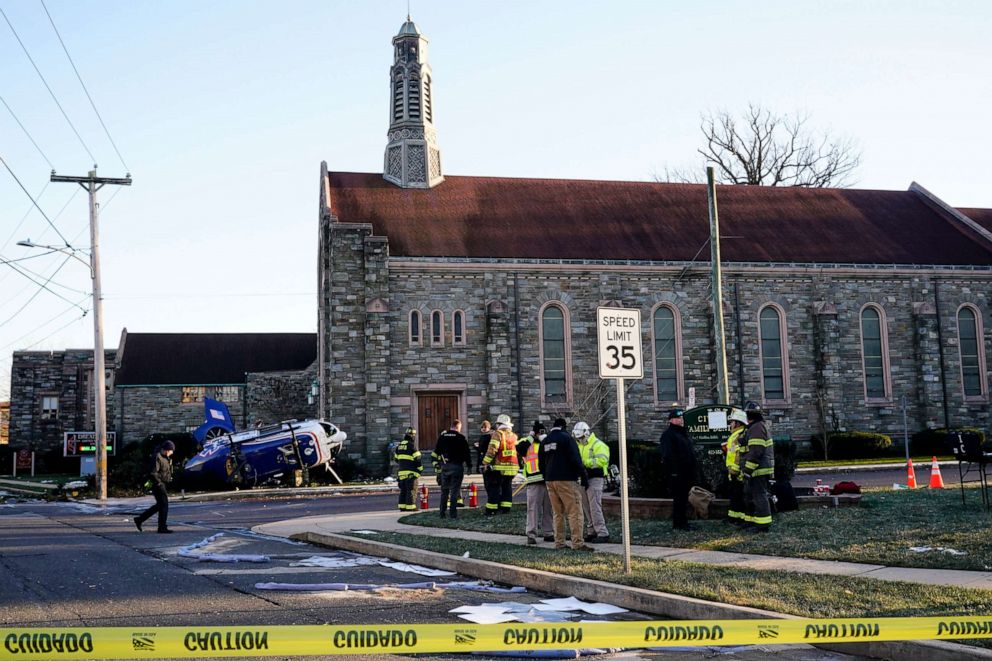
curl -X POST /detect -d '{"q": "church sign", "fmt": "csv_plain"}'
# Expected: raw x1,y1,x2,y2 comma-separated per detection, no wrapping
684,404,735,450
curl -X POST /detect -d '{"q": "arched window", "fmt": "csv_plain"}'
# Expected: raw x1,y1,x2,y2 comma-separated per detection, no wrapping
860,305,890,401
958,305,988,399
431,310,444,346
758,305,789,402
408,310,421,346
452,310,465,345
652,304,682,405
540,304,570,404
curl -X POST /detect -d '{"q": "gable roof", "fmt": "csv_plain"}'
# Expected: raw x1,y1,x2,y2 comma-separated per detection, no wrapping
961,208,992,235
115,333,316,386
325,172,992,266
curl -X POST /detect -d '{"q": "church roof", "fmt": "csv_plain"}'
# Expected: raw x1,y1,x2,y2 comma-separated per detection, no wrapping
114,333,316,386
960,208,992,235
325,172,992,266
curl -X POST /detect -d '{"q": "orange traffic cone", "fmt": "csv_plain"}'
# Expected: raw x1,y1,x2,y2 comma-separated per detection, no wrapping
907,458,917,489
929,456,945,489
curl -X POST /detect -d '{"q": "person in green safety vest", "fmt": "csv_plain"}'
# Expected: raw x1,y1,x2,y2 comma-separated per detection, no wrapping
574,421,611,543
741,402,775,532
394,427,422,511
723,408,748,526
517,421,553,544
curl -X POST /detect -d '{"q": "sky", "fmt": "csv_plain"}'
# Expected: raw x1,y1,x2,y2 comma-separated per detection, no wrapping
1,0,990,399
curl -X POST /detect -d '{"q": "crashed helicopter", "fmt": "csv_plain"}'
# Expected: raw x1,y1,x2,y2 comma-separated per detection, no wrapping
183,398,347,488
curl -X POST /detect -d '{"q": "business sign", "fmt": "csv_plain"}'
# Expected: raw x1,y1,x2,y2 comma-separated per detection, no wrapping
596,307,643,379
64,431,117,457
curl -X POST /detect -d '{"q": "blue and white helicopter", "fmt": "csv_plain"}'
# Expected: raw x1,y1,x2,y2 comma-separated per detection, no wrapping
183,398,347,488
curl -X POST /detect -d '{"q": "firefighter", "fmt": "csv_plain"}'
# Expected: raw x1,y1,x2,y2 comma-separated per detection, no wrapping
574,421,610,543
517,421,553,544
741,401,775,532
723,408,748,526
481,413,518,515
394,427,422,511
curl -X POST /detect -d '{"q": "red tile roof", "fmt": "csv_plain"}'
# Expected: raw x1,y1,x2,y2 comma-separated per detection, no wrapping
326,172,992,266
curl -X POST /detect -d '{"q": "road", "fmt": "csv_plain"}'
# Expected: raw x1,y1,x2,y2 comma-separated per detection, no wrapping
0,489,870,661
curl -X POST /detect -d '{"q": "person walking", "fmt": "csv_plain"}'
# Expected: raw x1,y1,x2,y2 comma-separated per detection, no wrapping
741,401,775,533
481,414,518,515
516,421,554,545
134,440,176,534
574,421,611,543
723,408,748,526
432,420,471,518
474,420,492,474
659,407,696,531
539,418,593,552
394,427,422,511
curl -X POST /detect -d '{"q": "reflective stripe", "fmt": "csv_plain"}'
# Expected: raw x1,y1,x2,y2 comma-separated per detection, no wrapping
752,468,774,476
752,515,773,524
748,439,774,447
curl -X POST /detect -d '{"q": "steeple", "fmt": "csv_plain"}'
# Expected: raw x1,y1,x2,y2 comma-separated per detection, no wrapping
383,17,443,188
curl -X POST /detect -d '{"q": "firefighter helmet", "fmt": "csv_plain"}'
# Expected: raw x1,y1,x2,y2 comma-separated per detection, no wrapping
744,401,762,412
572,421,591,439
728,408,747,425
405,426,417,436
495,413,512,427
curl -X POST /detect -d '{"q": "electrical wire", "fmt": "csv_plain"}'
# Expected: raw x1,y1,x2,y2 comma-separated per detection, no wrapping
0,254,85,328
0,94,55,169
0,154,71,245
41,0,129,172
0,297,89,353
0,5,97,164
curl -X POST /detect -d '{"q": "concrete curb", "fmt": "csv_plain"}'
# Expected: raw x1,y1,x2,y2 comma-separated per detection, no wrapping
294,530,992,661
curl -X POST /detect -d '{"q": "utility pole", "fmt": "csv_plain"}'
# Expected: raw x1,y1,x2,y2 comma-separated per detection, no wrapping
707,166,729,404
51,168,131,501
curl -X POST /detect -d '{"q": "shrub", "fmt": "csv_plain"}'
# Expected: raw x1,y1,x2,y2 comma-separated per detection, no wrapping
911,427,986,456
811,431,893,460
774,437,797,482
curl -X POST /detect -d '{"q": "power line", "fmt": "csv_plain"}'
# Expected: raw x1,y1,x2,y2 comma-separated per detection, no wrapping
41,0,129,171
0,254,85,328
0,153,71,245
0,5,97,164
0,296,89,353
0,94,55,168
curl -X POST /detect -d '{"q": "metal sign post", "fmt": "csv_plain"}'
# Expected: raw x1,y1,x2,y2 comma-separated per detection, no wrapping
596,307,643,574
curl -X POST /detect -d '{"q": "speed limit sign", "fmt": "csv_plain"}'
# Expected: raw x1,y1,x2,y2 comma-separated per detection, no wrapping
596,307,643,379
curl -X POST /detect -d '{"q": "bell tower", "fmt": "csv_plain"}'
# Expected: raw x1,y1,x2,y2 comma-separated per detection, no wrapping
383,17,443,189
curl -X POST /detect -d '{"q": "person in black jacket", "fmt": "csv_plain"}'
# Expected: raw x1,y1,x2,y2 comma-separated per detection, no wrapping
432,420,471,518
538,418,593,552
134,441,175,534
659,407,696,531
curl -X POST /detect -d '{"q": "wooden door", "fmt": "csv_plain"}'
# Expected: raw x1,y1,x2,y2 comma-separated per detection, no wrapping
417,394,458,452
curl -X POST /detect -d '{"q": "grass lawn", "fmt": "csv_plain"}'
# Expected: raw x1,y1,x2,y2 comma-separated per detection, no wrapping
402,485,992,571
354,530,992,623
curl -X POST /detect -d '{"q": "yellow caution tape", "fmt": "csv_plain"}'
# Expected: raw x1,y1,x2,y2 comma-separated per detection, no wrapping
2,617,991,659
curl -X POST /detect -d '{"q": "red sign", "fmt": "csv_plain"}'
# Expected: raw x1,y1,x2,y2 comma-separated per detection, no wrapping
15,449,32,470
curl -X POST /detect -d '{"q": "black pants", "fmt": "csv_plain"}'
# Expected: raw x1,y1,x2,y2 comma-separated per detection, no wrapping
669,473,691,529
398,475,418,510
727,475,746,523
483,470,514,512
439,464,464,514
137,483,169,531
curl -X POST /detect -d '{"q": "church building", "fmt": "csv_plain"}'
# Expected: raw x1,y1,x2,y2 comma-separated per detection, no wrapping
320,19,992,473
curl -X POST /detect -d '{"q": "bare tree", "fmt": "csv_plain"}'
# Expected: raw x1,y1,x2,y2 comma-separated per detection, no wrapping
659,104,861,187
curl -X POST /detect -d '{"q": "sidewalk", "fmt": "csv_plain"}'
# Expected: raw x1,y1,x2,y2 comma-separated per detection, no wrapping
255,508,992,590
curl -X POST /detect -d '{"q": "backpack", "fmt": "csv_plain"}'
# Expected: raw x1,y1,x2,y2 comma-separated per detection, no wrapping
831,480,861,495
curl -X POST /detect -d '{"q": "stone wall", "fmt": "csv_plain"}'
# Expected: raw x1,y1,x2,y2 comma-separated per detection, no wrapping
115,386,246,446
321,254,992,472
8,350,116,453
246,364,318,427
